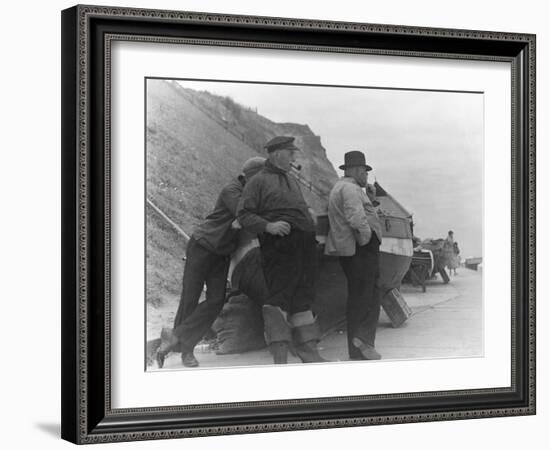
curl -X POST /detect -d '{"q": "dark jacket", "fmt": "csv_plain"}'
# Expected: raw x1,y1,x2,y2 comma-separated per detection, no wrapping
237,160,315,234
193,178,244,255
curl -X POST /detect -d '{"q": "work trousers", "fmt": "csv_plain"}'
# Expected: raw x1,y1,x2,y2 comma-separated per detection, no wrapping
339,234,381,358
172,237,229,355
259,229,317,315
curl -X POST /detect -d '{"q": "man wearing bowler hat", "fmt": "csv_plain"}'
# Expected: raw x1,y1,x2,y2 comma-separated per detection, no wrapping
237,136,326,364
325,151,384,360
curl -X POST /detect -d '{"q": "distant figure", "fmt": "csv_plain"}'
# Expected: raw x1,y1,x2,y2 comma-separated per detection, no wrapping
444,230,460,276
325,151,383,361
446,230,455,245
155,157,266,368
449,241,460,275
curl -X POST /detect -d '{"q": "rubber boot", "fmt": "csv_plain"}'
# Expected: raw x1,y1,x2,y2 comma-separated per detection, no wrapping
352,337,382,360
155,327,178,368
291,313,328,363
262,305,292,364
269,341,289,364
295,340,327,363
181,351,199,368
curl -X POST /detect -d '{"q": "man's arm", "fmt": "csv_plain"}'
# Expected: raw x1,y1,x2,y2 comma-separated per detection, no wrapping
219,183,244,230
341,183,371,245
219,183,242,216
237,177,291,236
236,178,270,234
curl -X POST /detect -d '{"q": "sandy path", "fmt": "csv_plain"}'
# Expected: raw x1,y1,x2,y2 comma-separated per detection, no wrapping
149,268,482,370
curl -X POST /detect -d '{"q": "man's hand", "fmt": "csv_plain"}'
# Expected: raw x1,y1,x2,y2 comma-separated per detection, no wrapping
366,183,377,204
308,207,318,226
355,226,372,246
265,221,291,236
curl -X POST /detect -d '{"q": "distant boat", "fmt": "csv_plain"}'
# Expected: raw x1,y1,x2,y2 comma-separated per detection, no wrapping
465,257,483,271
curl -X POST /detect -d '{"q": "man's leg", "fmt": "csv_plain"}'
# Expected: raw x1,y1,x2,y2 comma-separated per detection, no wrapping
289,310,326,363
340,236,382,360
260,233,301,311
352,236,381,359
157,238,208,368
262,304,292,364
174,253,229,360
339,251,367,359
173,238,211,329
290,232,326,363
259,233,301,363
291,231,317,313
157,238,227,368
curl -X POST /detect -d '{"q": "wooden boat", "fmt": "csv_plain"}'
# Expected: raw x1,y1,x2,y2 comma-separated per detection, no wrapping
227,182,414,333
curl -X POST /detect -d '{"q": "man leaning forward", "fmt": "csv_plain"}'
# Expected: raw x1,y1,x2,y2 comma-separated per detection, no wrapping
155,157,265,368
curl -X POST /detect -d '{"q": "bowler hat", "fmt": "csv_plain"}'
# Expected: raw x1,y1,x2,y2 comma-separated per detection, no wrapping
339,151,372,171
264,136,300,153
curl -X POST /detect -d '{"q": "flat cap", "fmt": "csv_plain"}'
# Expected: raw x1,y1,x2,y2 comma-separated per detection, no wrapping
264,136,300,153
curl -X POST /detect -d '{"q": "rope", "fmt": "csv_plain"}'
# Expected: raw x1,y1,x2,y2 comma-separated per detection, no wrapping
290,167,328,198
146,198,191,243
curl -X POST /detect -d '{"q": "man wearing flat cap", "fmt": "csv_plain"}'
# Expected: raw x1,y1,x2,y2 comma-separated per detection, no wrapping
156,157,266,368
237,136,326,364
325,151,384,360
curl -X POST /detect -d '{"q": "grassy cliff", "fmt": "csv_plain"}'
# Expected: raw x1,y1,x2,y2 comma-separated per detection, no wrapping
146,79,338,307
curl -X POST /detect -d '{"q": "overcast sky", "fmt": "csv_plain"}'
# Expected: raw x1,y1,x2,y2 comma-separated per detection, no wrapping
176,80,484,259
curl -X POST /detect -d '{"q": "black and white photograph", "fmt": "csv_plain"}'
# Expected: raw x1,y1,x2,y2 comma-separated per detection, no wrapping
54,1,536,446
146,78,484,370
1,0,544,447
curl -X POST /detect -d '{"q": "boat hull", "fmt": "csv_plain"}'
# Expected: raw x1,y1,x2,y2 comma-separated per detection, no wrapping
229,232,413,332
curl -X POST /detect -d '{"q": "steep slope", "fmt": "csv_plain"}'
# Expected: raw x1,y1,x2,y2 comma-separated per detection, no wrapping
146,79,338,306
172,83,338,211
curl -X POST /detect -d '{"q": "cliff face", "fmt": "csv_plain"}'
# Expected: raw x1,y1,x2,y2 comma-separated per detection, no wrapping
146,79,338,306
